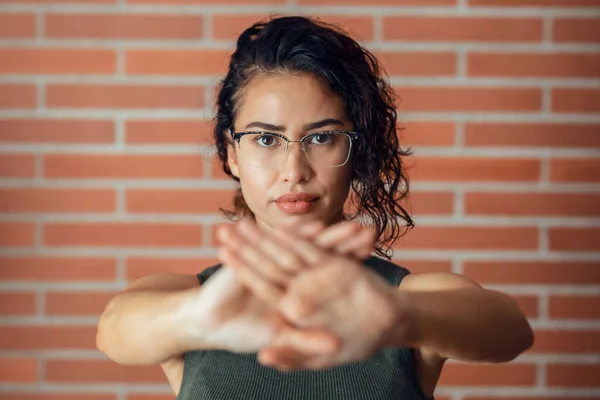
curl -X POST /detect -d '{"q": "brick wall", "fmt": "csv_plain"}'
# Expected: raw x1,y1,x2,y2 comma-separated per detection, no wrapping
0,0,599,399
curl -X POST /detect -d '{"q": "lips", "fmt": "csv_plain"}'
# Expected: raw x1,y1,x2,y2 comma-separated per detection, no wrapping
274,193,319,214
275,193,319,203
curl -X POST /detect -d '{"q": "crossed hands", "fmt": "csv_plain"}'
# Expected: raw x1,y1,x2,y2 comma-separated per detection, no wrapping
211,219,410,372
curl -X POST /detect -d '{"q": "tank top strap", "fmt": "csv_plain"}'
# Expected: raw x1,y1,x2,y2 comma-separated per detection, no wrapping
363,255,410,287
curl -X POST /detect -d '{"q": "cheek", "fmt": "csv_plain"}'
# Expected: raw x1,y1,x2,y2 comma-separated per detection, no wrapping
238,167,275,207
322,167,353,203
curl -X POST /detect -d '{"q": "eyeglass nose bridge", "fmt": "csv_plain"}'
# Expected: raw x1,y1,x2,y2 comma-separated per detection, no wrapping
283,138,307,154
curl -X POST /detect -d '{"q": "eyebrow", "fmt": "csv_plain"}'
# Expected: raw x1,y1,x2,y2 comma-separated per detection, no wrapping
244,118,345,132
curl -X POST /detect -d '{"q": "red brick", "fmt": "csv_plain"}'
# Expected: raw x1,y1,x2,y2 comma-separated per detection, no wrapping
0,326,96,349
394,87,542,112
399,122,455,147
44,223,203,247
46,360,164,383
531,330,600,353
0,0,113,2
465,192,600,216
439,363,536,386
0,13,36,38
126,120,212,144
126,257,219,281
210,155,231,179
468,52,600,78
44,154,203,179
46,13,202,39
512,295,539,318
463,261,600,285
300,0,454,3
552,88,600,113
392,260,453,274
130,0,282,3
551,159,600,182
378,52,457,76
0,223,35,247
213,14,374,41
0,358,37,383
0,293,36,316
550,228,600,251
384,17,542,42
0,395,115,400
0,188,116,213
395,227,538,250
127,189,234,214
126,50,230,75
46,291,117,316
401,191,454,215
0,119,114,144
407,157,541,182
470,0,600,5
554,18,600,43
549,295,600,320
465,123,600,148
0,84,36,109
0,154,35,178
46,84,204,109
547,364,600,387
0,48,115,74
0,256,116,282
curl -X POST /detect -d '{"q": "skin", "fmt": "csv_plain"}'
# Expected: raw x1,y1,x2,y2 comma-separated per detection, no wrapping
227,73,354,233
217,71,534,396
96,70,533,399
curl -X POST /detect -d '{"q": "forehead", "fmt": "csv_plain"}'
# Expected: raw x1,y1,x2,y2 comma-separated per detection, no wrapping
235,73,348,129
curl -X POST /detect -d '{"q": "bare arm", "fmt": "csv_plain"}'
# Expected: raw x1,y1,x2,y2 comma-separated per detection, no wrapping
388,273,534,363
96,273,201,366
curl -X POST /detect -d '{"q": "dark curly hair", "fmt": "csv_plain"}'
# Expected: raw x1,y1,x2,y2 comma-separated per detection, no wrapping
213,15,414,260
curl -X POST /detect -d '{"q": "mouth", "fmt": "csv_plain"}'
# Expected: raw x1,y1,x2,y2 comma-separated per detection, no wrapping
274,193,319,214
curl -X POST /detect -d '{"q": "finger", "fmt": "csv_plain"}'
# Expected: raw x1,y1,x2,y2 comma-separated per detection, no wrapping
314,221,361,249
259,347,305,371
313,221,375,259
259,347,332,371
296,220,326,237
334,225,376,259
274,326,341,356
218,224,292,286
218,246,284,306
238,219,314,272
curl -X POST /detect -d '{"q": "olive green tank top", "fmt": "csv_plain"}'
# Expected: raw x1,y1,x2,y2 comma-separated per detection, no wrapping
177,256,433,400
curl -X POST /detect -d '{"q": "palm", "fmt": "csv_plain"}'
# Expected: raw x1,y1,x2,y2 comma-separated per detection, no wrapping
195,266,285,353
270,258,398,368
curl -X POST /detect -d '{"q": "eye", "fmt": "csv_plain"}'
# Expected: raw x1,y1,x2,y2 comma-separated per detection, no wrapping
254,134,279,147
309,133,334,145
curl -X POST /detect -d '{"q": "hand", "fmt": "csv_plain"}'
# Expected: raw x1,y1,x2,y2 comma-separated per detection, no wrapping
217,219,409,371
183,263,339,357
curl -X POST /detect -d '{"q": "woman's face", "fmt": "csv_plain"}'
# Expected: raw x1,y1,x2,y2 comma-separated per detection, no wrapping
227,73,354,233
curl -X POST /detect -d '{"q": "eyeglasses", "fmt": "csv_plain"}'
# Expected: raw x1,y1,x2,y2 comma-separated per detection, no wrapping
229,130,358,169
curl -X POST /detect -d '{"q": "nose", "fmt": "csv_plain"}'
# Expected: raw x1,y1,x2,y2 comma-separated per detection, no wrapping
280,141,313,183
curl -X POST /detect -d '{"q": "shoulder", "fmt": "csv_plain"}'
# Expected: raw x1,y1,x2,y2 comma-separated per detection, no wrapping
399,271,481,292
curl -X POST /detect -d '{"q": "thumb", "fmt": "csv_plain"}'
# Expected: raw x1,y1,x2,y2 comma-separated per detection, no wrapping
272,326,341,356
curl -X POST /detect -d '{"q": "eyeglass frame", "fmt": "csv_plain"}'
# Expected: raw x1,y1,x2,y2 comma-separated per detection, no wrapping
228,129,359,168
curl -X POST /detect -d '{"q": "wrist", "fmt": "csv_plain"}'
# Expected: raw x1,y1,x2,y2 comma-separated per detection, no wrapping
382,290,422,348
170,287,206,352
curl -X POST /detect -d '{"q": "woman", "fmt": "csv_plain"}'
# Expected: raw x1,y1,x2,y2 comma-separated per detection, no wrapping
96,16,534,400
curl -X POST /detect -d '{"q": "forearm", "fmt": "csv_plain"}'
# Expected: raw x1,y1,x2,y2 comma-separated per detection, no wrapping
96,288,199,366
386,288,534,363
